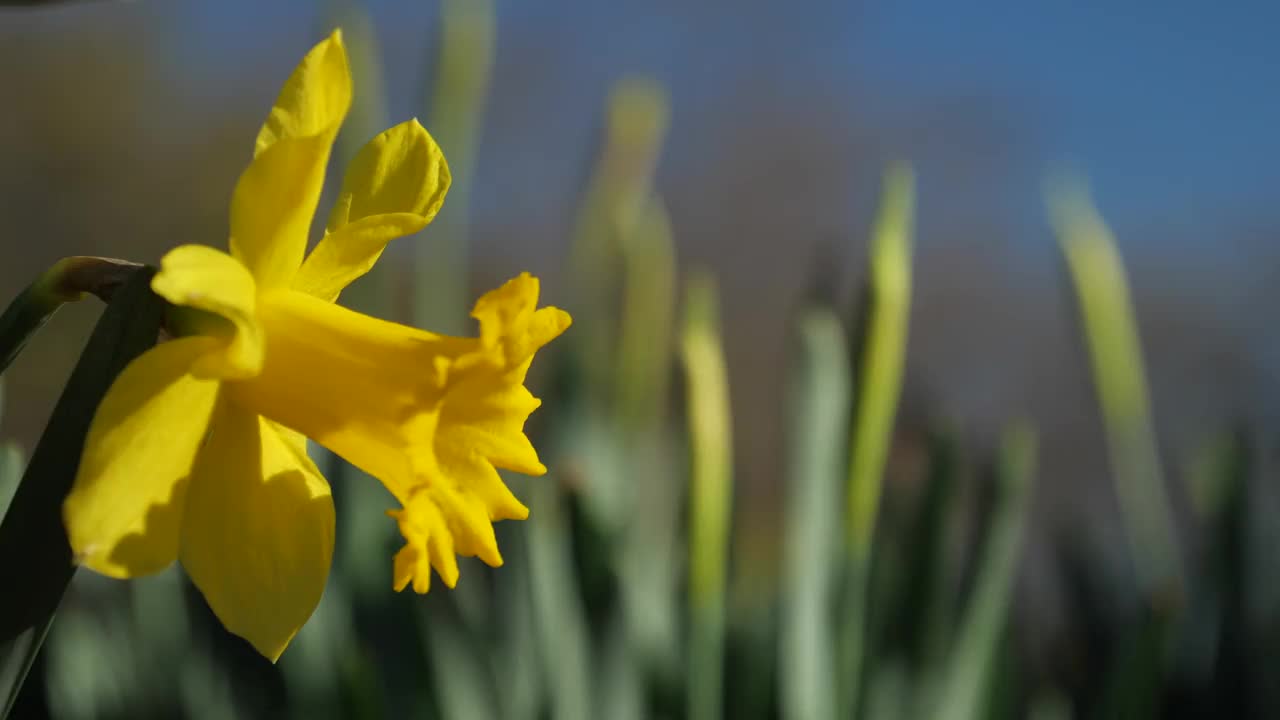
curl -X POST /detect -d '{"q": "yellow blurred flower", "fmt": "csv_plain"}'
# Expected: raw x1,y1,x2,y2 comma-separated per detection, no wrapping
61,30,569,661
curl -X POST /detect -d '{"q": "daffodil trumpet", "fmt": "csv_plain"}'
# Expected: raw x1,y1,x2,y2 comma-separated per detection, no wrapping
60,30,569,661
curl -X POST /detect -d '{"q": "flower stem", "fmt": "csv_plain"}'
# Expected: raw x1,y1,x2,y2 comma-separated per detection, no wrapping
0,257,143,376
0,265,161,719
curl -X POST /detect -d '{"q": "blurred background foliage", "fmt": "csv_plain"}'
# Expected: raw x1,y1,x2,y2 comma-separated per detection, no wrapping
2,0,1280,718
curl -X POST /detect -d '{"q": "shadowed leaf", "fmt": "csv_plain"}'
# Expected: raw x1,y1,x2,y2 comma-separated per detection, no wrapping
0,266,163,718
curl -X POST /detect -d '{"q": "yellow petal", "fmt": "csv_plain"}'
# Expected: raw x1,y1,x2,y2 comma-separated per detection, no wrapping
292,213,428,303
254,30,352,157
152,244,264,379
180,404,335,662
293,119,451,302
325,119,450,231
64,337,220,578
230,30,352,288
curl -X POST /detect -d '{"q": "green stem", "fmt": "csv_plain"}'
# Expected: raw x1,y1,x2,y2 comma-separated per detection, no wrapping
0,257,143,376
0,286,58,377
0,265,162,719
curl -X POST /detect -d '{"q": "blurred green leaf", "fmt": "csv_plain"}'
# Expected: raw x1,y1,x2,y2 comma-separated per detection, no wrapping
595,615,645,720
1049,179,1183,602
0,443,22,520
419,595,498,720
43,605,140,720
1179,430,1253,708
933,423,1036,720
493,555,544,720
0,381,19,539
415,0,495,334
1100,603,1173,719
281,582,356,720
568,77,670,396
845,162,914,553
899,427,960,670
614,422,683,676
527,482,593,720
780,307,849,720
612,196,682,679
326,0,390,167
1185,430,1248,525
323,0,396,325
838,163,915,720
0,266,163,719
864,660,908,720
1028,690,1074,720
681,272,734,720
177,650,239,720
128,567,193,686
616,195,676,425
333,460,399,604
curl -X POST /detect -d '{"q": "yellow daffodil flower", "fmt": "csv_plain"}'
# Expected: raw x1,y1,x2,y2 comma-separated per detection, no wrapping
61,30,570,661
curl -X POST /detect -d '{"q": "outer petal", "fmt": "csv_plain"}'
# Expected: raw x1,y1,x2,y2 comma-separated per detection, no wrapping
230,30,352,289
254,30,352,157
324,119,450,231
292,213,428,303
293,119,451,302
64,337,220,578
152,244,263,379
180,404,335,662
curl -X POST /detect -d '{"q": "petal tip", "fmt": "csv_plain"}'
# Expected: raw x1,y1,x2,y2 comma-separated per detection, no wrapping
259,637,292,664
413,573,432,594
540,306,573,339
552,307,573,329
318,28,347,60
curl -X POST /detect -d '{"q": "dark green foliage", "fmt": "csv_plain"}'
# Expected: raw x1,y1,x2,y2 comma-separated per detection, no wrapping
0,267,163,717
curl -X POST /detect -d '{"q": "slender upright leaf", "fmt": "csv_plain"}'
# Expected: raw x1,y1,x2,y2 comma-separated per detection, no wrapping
526,484,593,720
568,77,670,395
780,308,849,720
0,267,164,718
681,273,734,720
934,424,1037,720
415,0,495,333
838,164,915,720
1049,181,1183,601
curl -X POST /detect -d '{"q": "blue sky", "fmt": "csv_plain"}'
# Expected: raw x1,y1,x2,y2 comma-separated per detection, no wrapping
847,0,1279,221
154,0,1280,256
